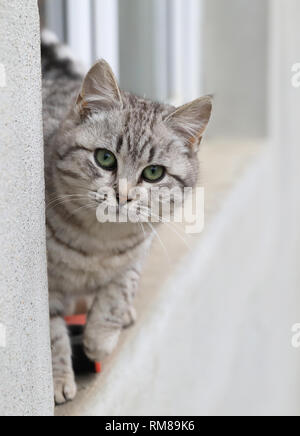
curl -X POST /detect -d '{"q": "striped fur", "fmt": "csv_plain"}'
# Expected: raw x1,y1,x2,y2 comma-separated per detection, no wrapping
42,31,212,404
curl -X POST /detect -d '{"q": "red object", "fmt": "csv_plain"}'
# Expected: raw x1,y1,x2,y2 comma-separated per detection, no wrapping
65,314,87,326
65,314,101,374
95,362,102,374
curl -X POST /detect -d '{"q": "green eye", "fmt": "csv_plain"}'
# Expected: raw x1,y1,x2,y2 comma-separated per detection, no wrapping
142,165,165,183
95,149,117,171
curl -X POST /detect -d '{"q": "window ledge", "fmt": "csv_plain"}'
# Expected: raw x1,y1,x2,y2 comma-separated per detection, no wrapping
56,139,268,416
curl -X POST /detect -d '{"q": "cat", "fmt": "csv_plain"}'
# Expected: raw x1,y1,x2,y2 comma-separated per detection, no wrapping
41,30,212,405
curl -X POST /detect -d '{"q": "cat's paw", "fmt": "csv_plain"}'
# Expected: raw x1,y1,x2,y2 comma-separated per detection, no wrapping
122,306,137,329
54,374,77,405
83,325,121,362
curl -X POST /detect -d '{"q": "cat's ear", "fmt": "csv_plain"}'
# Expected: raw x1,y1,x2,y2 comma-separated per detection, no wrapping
165,96,212,151
76,59,122,118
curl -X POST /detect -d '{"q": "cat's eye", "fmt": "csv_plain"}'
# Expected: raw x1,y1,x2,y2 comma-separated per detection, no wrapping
142,165,165,183
95,148,117,171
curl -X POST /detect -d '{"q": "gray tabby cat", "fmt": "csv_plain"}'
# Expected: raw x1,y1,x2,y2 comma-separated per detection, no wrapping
42,31,212,405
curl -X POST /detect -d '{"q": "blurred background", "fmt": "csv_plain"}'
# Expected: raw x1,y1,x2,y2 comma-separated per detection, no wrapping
39,0,268,140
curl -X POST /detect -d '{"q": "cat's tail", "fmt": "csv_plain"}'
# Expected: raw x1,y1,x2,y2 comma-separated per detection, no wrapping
41,29,84,81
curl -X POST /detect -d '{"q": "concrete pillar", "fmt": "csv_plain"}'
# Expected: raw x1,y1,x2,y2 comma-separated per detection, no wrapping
0,0,53,416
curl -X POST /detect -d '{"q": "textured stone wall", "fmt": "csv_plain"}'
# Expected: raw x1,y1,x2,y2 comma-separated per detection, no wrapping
0,0,53,416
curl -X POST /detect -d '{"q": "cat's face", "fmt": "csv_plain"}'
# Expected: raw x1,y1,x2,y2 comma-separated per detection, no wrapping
53,61,212,225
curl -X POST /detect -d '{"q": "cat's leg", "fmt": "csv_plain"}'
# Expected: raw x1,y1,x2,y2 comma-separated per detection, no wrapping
51,316,77,405
83,268,140,362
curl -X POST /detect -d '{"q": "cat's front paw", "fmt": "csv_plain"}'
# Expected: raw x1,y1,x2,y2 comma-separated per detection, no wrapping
83,325,121,362
54,374,77,405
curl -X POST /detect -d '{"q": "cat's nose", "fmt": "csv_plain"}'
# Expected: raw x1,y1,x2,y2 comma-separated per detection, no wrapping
116,194,132,206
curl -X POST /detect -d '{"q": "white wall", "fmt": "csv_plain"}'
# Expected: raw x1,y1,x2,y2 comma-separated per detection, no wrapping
0,0,53,416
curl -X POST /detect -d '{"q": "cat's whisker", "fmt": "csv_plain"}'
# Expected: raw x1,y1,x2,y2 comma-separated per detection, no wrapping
47,188,105,210
46,196,91,211
58,184,98,199
47,200,85,212
145,222,171,264
137,206,191,249
66,203,98,222
163,223,191,249
139,222,146,238
46,194,90,208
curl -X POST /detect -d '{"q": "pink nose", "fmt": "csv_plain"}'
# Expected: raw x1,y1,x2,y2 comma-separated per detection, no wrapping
116,194,132,206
